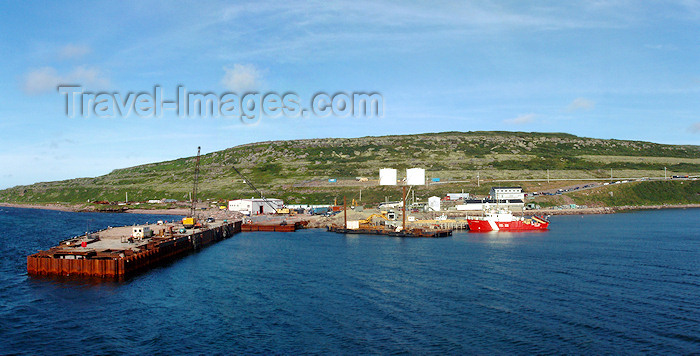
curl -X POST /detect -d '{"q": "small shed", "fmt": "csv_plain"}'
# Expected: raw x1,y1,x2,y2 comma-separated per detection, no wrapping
132,226,153,239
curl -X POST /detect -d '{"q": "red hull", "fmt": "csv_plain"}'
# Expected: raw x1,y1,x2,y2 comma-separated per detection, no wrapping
467,218,549,232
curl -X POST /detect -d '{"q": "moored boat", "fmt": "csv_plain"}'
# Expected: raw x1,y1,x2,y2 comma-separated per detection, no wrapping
466,209,549,232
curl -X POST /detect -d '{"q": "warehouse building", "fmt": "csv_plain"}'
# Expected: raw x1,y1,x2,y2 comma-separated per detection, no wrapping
446,192,470,200
228,198,284,215
457,199,524,212
456,187,525,212
490,187,525,201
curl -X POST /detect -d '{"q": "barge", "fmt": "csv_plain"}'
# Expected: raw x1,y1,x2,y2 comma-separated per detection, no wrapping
327,191,453,238
327,225,452,238
242,220,307,232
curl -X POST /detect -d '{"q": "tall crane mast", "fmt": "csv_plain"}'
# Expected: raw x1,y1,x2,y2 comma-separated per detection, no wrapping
190,146,201,218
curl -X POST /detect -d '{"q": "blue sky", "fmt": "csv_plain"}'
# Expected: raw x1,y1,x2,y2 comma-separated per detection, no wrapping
1,1,700,188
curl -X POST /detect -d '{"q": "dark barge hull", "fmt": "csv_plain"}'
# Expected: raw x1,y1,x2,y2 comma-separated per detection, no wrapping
327,226,452,238
241,221,306,232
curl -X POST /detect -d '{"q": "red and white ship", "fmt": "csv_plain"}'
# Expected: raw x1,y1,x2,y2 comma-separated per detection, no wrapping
467,209,549,232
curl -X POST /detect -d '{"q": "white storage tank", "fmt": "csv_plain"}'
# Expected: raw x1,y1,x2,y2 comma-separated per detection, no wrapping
406,168,425,186
379,168,397,186
428,196,441,211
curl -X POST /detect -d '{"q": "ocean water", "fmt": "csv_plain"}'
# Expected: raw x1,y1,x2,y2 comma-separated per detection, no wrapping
1,206,699,354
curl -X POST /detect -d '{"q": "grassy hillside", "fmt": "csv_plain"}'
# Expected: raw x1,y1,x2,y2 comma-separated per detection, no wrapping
1,131,699,205
568,181,700,207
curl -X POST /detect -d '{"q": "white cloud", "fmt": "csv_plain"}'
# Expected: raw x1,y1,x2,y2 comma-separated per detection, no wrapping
68,66,110,87
644,43,678,51
504,113,536,124
221,64,263,91
22,66,110,95
59,44,91,59
204,1,637,64
105,2,643,66
22,67,61,95
689,122,700,133
568,97,596,111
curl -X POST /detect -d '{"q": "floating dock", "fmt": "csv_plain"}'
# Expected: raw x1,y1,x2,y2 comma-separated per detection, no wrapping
27,220,242,279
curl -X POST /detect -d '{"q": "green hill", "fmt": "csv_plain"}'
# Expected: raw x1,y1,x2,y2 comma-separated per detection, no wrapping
1,131,699,206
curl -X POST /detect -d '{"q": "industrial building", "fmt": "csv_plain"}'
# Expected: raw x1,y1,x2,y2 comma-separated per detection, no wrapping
457,199,524,212
490,187,525,201
446,192,470,200
228,198,284,215
455,187,525,212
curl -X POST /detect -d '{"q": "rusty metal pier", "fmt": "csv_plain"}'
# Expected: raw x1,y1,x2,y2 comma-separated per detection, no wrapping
27,220,242,279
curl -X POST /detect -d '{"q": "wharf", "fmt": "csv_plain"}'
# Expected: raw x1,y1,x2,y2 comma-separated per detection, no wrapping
27,220,242,279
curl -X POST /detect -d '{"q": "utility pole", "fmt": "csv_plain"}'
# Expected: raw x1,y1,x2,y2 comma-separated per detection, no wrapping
402,186,407,232
125,192,128,204
664,167,667,180
359,189,362,202
547,169,550,183
477,172,480,187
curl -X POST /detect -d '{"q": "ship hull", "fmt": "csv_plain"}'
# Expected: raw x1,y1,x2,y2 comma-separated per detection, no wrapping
467,218,549,232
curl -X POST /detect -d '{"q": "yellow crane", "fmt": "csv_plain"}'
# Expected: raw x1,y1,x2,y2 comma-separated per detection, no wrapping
358,213,390,228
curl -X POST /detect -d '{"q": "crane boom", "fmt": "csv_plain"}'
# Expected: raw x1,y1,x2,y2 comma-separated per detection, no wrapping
190,146,201,218
182,146,201,229
230,165,280,212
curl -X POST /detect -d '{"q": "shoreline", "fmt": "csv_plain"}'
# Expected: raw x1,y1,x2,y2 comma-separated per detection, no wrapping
2,202,698,217
0,203,76,212
121,208,189,215
528,204,700,215
0,203,188,216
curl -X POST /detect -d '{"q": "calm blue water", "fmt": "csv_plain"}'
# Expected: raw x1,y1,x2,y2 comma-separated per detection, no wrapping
1,207,699,354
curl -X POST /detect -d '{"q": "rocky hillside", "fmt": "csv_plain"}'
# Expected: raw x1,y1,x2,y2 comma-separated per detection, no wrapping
1,131,699,205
